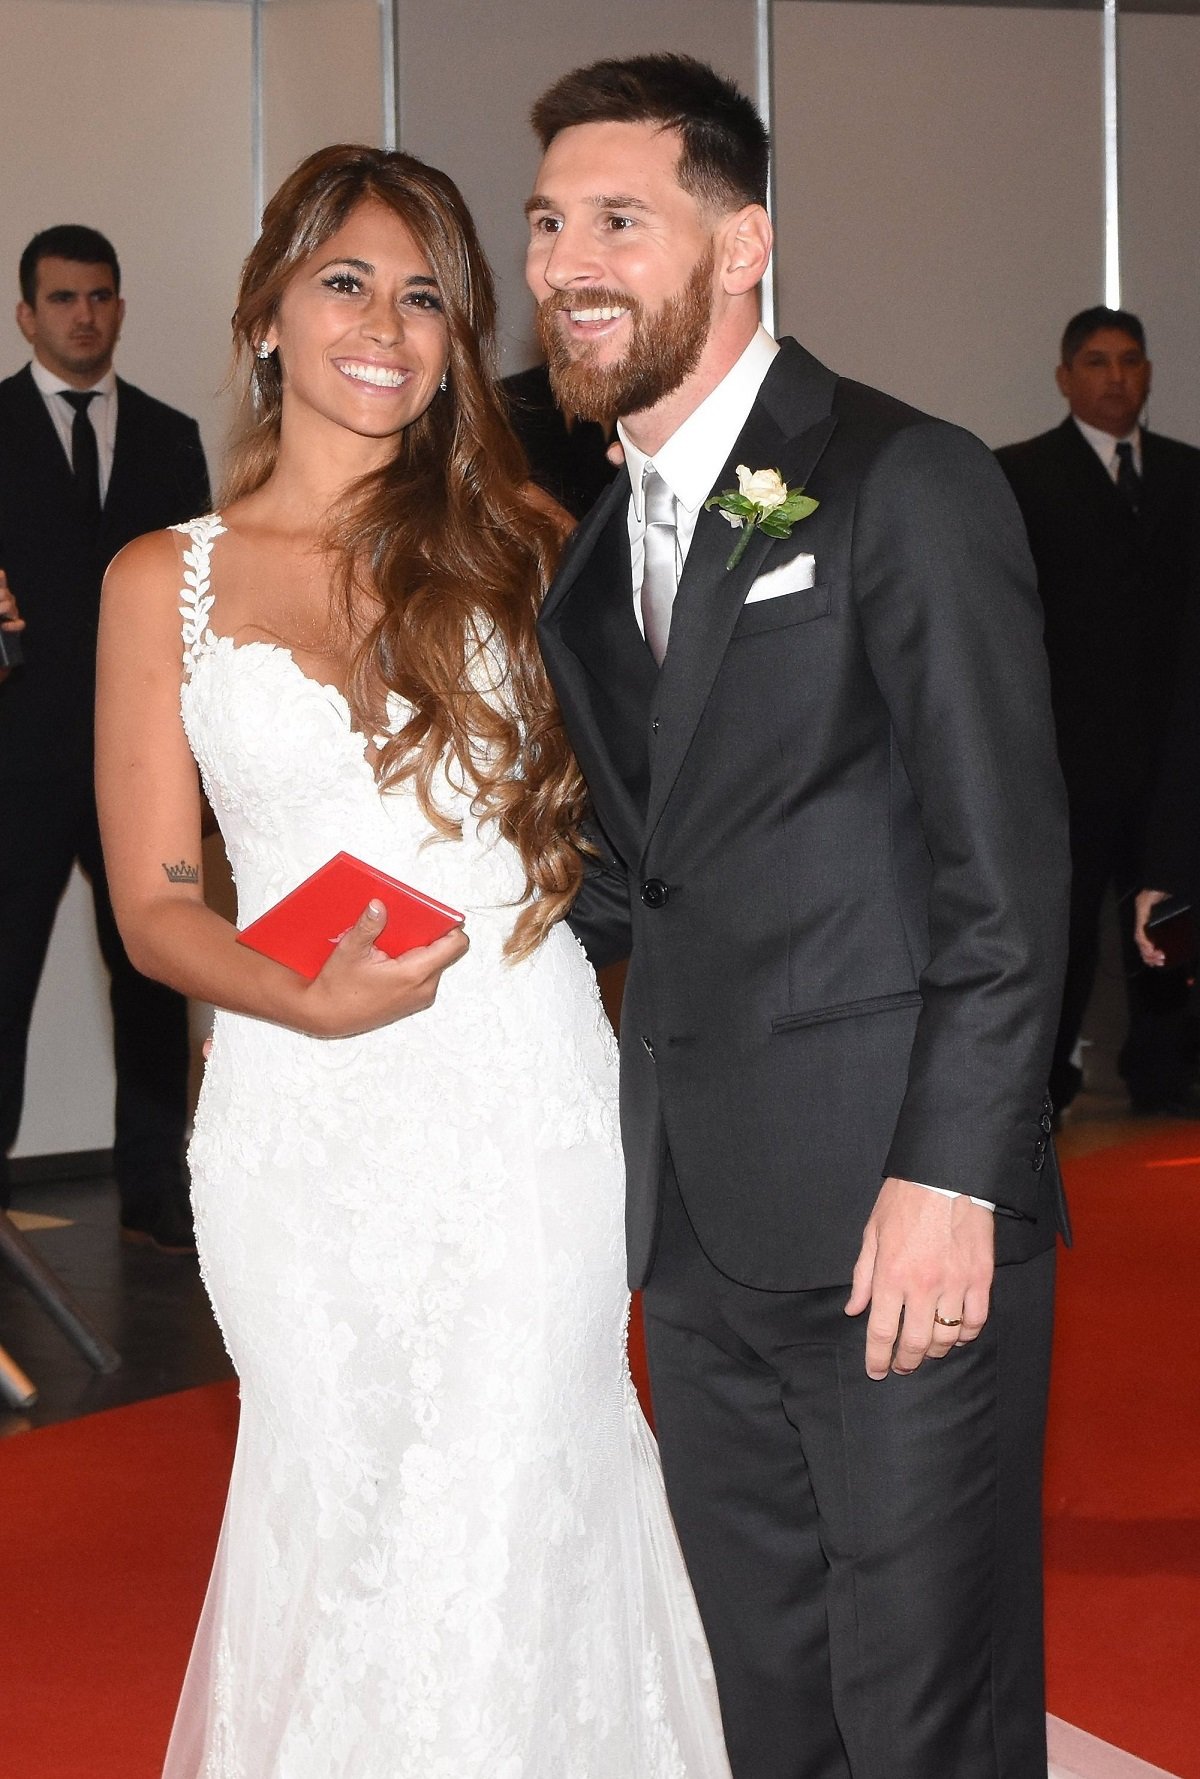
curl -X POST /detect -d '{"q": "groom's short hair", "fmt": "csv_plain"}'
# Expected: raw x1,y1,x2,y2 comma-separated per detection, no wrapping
531,54,769,215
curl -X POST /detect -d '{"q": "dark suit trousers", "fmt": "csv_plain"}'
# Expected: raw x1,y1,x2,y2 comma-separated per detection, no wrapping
642,1163,1054,1779
1052,797,1193,1108
0,775,190,1215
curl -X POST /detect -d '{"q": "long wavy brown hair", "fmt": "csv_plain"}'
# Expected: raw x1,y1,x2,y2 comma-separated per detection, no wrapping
223,144,587,960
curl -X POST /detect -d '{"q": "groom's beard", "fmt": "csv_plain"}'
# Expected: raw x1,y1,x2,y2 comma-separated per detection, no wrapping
537,245,716,427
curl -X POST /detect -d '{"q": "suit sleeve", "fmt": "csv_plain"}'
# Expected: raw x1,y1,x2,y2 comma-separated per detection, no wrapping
566,816,633,969
1142,579,1200,904
851,421,1070,1215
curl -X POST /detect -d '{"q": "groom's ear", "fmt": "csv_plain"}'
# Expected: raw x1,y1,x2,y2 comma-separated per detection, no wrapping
718,204,773,297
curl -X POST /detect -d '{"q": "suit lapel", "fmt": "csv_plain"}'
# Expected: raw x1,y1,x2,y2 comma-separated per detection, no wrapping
101,379,137,547
1138,431,1180,541
540,472,628,629
539,480,648,859
1057,417,1144,530
644,364,837,844
11,367,78,508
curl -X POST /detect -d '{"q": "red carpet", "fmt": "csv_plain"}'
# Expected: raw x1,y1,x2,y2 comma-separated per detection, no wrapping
1,1128,1196,1777
1043,1127,1200,1777
0,1381,238,1779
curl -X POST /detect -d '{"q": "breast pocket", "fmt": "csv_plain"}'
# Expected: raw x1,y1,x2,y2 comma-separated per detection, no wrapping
731,581,831,637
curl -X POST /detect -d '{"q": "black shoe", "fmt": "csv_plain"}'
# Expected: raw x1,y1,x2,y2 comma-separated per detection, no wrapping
1130,1086,1200,1119
119,1202,197,1255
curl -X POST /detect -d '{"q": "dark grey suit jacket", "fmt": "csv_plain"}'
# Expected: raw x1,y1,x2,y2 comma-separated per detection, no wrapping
539,339,1071,1291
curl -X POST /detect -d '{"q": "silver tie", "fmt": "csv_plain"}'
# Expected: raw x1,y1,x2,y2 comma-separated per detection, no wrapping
640,463,678,666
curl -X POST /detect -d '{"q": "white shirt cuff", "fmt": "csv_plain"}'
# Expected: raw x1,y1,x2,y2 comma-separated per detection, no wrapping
914,1181,996,1213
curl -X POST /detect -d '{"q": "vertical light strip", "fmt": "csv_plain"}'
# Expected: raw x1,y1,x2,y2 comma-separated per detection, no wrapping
755,0,777,334
380,0,398,150
250,0,265,232
1103,0,1121,306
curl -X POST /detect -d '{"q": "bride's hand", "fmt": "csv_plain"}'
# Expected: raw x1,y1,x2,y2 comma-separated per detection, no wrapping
303,900,469,1037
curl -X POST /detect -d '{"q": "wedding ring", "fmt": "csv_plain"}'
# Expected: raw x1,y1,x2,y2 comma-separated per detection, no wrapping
933,1311,964,1327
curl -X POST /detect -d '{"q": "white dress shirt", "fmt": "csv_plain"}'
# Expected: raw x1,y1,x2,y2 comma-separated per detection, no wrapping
29,356,118,505
1074,414,1142,481
619,326,778,631
618,326,994,1212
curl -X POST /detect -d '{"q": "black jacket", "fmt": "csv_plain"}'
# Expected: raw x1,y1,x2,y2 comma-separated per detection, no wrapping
996,417,1200,811
0,364,210,782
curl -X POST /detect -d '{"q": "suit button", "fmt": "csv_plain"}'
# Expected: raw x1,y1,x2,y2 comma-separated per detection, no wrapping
640,878,669,908
1032,1151,1046,1172
1040,1113,1053,1135
642,1036,655,1058
651,717,660,734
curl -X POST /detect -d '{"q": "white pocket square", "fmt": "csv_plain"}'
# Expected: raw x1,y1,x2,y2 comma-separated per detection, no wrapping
743,552,817,604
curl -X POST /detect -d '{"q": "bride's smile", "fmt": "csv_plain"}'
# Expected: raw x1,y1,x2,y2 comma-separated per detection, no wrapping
264,200,450,455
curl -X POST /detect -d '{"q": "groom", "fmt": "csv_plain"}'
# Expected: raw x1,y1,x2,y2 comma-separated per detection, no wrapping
528,55,1070,1779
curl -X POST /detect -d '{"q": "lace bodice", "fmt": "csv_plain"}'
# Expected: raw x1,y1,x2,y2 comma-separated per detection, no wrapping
176,513,526,937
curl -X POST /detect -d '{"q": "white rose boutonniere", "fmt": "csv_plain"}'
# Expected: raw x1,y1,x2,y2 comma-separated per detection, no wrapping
704,464,819,570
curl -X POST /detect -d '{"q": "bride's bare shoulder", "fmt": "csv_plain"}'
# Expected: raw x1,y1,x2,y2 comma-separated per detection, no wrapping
104,526,191,597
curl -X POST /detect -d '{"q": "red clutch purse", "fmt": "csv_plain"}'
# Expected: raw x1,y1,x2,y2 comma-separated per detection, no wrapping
236,851,464,981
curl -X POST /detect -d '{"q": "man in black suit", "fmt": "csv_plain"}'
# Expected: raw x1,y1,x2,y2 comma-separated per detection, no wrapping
997,309,1200,1117
528,56,1069,1779
1136,580,1200,967
0,225,210,1249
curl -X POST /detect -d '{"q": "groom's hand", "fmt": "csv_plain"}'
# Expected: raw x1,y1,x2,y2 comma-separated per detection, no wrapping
844,1178,994,1380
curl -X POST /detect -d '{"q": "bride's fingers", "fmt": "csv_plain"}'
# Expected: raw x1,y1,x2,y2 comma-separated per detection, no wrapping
306,912,468,1036
336,899,389,959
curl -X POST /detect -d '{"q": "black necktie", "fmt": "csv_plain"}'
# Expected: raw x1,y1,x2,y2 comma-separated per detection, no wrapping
59,390,101,520
1114,440,1142,514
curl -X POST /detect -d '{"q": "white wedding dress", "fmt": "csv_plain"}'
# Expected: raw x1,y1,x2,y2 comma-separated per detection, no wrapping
162,516,730,1779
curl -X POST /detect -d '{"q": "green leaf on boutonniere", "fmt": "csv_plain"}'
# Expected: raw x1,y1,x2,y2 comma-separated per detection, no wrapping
704,466,820,571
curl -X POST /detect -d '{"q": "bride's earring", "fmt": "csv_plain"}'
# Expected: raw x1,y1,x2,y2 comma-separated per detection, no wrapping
256,341,272,361
439,370,448,393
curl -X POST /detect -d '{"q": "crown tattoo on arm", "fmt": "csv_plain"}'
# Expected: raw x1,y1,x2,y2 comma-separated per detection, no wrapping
162,860,200,884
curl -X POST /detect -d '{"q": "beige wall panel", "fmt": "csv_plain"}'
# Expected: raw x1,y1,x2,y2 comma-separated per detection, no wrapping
395,0,758,370
1,0,252,1157
262,0,386,199
771,3,1103,447
12,875,116,1156
0,0,253,469
1121,15,1200,449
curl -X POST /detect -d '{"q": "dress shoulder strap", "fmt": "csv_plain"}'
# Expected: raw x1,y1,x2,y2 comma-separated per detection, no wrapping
173,513,226,675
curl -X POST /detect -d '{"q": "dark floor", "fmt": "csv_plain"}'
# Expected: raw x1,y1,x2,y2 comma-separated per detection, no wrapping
0,1173,233,1438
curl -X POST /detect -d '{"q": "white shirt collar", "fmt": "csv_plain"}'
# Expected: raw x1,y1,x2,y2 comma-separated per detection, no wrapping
30,357,117,401
620,326,780,522
1073,413,1140,465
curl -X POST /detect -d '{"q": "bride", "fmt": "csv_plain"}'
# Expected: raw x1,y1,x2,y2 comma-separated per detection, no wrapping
96,144,729,1778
